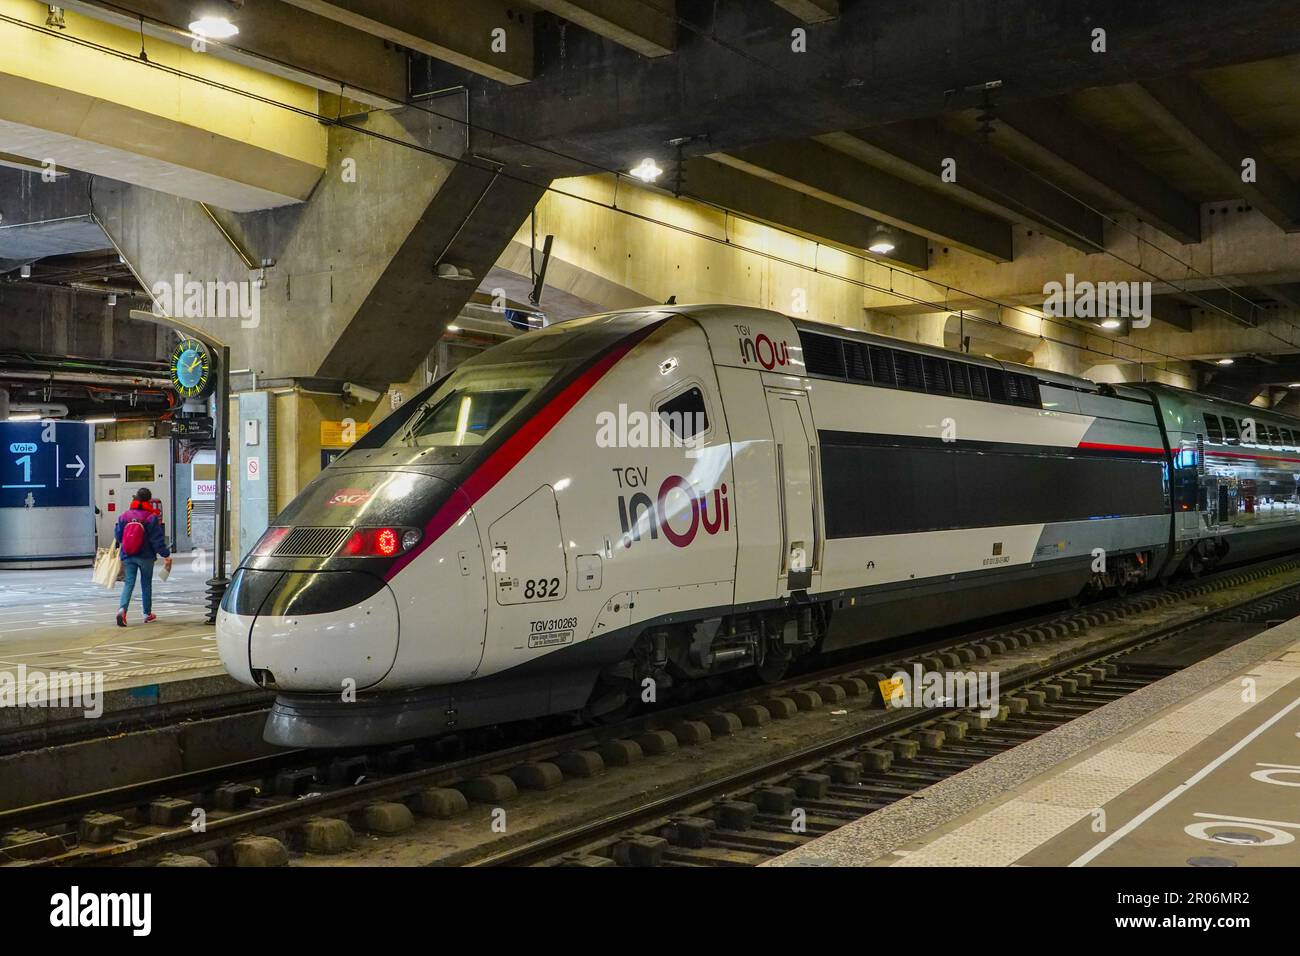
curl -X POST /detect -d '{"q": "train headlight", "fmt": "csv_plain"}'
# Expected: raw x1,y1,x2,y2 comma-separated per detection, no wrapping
337,527,422,557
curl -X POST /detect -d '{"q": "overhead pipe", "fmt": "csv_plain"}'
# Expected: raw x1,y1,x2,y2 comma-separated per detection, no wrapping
5,401,69,419
0,368,172,388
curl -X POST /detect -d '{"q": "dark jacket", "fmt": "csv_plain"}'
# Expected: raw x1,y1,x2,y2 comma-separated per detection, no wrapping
114,503,171,560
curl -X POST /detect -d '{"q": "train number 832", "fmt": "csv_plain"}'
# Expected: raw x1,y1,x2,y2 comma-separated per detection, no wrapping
524,577,561,600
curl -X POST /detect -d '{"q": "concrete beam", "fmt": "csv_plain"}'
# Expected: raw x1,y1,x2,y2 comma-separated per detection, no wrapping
318,164,546,382
682,156,928,270
1127,78,1300,231
1207,363,1300,388
93,105,544,384
770,0,838,23
995,101,1203,245
65,0,406,108
1155,287,1262,328
530,1,676,57
825,121,1104,253
0,3,326,211
280,0,534,85
431,0,1300,176
712,140,1012,261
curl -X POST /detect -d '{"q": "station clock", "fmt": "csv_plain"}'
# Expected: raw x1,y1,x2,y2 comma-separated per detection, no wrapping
169,338,214,399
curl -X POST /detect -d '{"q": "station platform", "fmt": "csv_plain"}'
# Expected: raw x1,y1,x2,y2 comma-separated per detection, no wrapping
0,560,226,691
771,617,1300,868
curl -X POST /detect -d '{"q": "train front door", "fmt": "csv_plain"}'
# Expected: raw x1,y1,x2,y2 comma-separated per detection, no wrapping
765,388,819,593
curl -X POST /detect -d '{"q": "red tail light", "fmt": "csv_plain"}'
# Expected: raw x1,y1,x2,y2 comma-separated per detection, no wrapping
339,527,417,557
252,526,290,556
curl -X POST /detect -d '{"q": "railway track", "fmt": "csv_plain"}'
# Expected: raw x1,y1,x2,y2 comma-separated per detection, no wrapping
5,555,1299,867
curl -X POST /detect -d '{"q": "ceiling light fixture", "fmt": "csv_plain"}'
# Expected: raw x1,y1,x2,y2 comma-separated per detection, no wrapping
630,158,663,183
1216,358,1235,365
85,416,116,424
445,325,460,333
188,15,239,39
1100,319,1122,330
867,224,896,256
434,263,474,281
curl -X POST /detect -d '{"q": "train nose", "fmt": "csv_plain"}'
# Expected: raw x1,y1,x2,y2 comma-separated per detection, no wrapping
216,568,400,691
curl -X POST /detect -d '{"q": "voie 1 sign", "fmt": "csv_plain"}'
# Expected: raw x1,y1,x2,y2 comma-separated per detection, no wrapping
0,421,91,509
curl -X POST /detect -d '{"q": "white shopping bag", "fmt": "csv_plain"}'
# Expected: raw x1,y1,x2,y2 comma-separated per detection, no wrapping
92,546,122,588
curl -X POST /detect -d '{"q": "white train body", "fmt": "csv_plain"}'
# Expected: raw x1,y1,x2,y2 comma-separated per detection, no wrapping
215,305,1300,746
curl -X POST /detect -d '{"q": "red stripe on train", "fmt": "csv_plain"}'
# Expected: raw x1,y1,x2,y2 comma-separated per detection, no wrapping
1077,441,1166,455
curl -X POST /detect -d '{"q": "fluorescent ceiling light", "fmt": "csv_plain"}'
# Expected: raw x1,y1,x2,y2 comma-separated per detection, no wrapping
7,413,39,421
1100,319,1122,330
1216,358,1235,365
85,417,116,424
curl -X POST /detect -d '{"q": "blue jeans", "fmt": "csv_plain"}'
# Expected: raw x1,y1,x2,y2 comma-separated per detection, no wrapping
119,556,156,615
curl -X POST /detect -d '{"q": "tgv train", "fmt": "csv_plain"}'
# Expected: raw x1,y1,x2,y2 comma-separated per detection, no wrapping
216,305,1300,746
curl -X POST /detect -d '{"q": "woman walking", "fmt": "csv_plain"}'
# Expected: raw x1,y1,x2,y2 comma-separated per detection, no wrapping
114,488,173,626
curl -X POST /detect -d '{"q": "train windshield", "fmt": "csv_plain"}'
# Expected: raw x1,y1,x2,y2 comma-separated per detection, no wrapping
389,362,560,448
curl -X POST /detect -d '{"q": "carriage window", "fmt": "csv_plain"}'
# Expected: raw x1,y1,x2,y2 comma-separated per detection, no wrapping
949,362,971,396
844,341,871,382
1203,414,1223,442
922,356,950,394
868,347,896,387
986,369,1008,402
893,351,927,391
1283,428,1296,447
799,332,845,377
968,366,990,399
1222,417,1240,444
1262,424,1279,445
657,386,710,442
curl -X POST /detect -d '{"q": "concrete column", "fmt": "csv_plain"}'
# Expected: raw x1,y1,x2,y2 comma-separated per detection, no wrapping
94,99,547,387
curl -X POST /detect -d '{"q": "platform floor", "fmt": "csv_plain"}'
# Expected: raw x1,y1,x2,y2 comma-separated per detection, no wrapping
772,617,1300,867
0,560,225,690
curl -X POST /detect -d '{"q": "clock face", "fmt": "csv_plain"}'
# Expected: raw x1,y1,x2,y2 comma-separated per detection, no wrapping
170,339,212,398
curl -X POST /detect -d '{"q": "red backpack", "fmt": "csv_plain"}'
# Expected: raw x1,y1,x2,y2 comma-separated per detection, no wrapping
121,516,147,556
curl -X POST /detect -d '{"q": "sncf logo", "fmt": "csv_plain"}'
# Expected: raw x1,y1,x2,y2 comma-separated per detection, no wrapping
618,476,730,549
735,324,790,370
327,489,371,506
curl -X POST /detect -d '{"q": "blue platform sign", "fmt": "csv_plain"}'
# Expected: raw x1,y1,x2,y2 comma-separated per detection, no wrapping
0,421,92,509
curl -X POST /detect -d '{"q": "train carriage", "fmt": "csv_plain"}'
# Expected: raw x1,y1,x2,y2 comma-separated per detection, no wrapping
215,305,1300,747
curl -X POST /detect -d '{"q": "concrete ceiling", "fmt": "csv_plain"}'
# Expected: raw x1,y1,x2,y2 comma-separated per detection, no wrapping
9,0,1300,398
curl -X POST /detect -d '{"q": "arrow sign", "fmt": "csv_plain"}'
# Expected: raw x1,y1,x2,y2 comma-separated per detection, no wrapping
65,454,85,478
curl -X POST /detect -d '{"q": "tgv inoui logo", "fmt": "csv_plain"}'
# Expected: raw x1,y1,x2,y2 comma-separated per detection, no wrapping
1042,274,1151,328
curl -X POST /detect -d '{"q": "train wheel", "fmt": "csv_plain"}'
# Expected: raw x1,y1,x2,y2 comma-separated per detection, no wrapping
756,641,791,683
584,678,638,725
